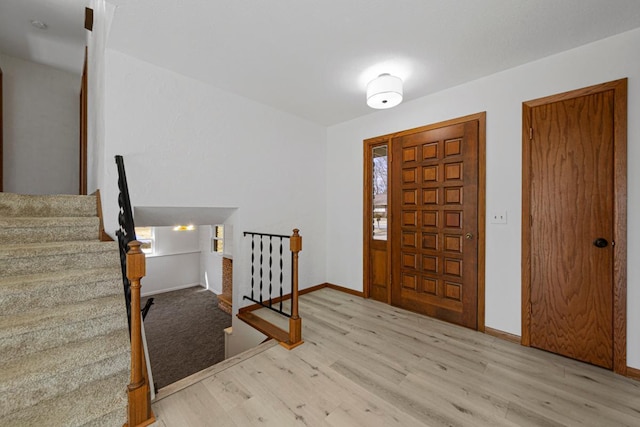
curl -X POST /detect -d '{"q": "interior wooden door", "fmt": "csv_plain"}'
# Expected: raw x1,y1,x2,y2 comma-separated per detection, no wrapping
528,91,615,369
391,119,479,329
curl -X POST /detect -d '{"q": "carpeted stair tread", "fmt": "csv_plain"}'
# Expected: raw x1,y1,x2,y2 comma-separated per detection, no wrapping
0,369,128,427
0,293,125,339
0,294,128,360
0,328,130,416
0,192,97,218
0,216,99,244
0,240,116,259
0,240,119,276
0,267,122,315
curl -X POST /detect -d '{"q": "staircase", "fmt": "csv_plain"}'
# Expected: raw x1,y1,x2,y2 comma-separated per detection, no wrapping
0,192,130,426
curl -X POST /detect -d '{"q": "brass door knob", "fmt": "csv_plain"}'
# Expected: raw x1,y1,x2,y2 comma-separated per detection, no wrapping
465,233,473,240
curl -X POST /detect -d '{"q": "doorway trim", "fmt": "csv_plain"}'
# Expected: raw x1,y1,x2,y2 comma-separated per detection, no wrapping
363,112,486,331
79,47,88,195
521,78,627,374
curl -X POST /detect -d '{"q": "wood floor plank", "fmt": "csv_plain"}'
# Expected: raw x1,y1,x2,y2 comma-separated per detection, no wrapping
200,368,254,412
484,362,640,426
330,357,462,426
153,381,237,427
152,288,640,427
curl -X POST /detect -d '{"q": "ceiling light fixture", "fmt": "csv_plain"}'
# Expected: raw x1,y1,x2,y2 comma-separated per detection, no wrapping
366,73,403,109
173,225,195,231
30,20,48,30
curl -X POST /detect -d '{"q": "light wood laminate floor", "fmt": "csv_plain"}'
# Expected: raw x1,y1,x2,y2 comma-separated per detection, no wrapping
151,288,640,426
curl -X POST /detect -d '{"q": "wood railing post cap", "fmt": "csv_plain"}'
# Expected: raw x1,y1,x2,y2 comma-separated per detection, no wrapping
126,240,146,279
290,229,302,252
128,240,142,253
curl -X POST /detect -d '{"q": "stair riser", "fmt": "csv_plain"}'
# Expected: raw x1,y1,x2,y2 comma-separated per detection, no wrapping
0,277,123,316
0,250,120,277
0,311,128,363
0,224,98,245
0,193,96,218
82,406,128,427
0,351,130,417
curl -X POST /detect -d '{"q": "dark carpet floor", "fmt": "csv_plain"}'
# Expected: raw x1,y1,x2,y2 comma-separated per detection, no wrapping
141,286,231,390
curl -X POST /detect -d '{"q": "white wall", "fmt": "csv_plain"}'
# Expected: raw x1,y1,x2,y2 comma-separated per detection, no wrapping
101,50,327,353
142,226,201,296
0,53,79,194
144,253,200,296
152,226,199,256
326,28,640,369
87,0,115,194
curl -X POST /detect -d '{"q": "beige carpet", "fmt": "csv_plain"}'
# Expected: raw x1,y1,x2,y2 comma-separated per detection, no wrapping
142,286,231,389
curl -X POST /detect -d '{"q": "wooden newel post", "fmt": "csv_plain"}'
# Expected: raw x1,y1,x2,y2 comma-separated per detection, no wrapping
285,229,304,349
125,241,154,427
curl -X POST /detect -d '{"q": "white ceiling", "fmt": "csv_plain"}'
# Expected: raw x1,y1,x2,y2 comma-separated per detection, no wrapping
0,0,89,74
2,1,640,126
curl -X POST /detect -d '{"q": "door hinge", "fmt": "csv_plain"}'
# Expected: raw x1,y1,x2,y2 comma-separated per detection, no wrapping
611,240,615,247
529,128,533,140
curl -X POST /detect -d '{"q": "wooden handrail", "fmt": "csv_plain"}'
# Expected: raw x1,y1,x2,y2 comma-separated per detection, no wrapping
125,241,155,427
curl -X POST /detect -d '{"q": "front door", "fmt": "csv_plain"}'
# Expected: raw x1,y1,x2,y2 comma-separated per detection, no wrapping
525,83,623,369
390,117,480,329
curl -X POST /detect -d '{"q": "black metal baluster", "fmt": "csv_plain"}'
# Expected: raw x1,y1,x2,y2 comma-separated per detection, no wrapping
251,235,255,300
115,155,138,335
279,237,284,313
259,236,264,302
269,237,273,308
242,231,292,318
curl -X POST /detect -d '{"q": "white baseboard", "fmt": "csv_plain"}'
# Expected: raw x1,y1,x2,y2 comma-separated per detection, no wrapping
206,287,222,296
141,282,204,297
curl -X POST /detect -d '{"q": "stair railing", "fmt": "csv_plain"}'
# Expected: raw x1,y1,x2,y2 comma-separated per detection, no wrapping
115,155,135,330
238,229,303,349
115,155,155,426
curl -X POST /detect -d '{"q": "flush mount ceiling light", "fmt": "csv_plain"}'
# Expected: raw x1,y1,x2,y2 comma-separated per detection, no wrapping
30,20,48,30
366,73,403,109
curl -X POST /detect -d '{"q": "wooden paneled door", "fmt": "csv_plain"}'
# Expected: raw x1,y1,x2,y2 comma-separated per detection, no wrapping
390,114,485,330
522,79,627,373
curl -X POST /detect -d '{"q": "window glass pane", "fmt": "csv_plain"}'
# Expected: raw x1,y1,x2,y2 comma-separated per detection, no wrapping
136,227,153,240
135,227,154,254
372,145,388,240
212,225,224,253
